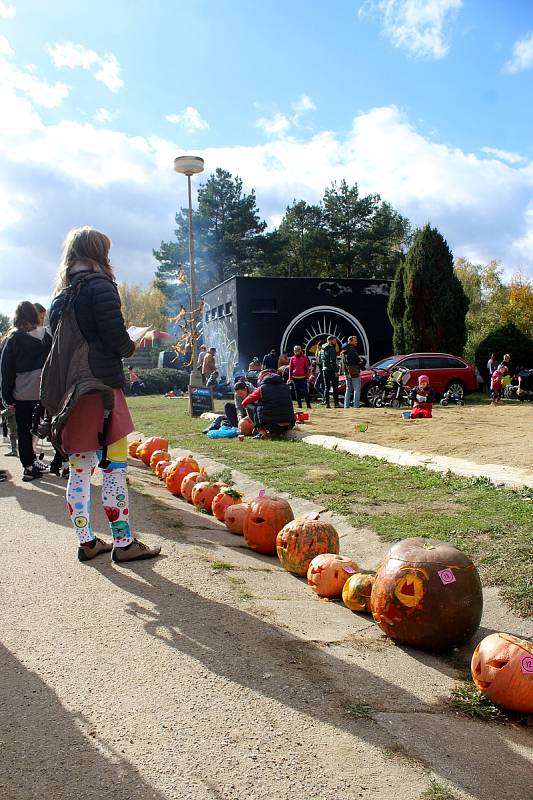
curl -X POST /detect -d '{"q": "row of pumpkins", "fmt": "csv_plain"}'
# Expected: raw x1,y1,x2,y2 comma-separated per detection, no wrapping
130,436,533,715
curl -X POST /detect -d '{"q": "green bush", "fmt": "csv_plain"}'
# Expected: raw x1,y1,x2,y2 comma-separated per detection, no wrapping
474,323,533,381
125,368,190,395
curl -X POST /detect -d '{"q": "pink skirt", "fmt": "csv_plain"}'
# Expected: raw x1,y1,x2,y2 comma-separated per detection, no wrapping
62,388,134,454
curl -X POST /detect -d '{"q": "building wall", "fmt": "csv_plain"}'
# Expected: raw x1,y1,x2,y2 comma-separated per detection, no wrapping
202,276,393,376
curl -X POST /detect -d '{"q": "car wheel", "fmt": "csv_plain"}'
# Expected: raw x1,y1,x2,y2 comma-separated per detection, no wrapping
445,380,464,398
364,383,382,407
391,398,400,409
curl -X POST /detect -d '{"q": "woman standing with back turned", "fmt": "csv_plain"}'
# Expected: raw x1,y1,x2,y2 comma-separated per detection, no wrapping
48,227,160,563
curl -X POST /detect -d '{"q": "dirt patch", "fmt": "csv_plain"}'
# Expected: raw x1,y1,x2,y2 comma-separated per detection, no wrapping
304,402,533,470
307,467,340,480
352,500,465,516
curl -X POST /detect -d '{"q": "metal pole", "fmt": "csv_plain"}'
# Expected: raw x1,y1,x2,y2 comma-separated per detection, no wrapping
187,172,198,374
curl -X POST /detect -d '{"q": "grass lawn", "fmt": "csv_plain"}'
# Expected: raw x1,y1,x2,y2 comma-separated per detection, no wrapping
128,396,533,616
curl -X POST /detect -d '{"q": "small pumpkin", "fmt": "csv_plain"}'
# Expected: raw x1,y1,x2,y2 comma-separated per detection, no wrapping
180,470,206,503
224,502,250,535
137,436,169,466
243,495,294,555
342,573,376,613
191,481,227,513
307,553,359,598
162,461,175,482
149,449,170,470
276,514,339,576
212,488,244,521
165,455,200,496
238,416,254,437
128,439,142,458
471,633,533,713
155,459,171,479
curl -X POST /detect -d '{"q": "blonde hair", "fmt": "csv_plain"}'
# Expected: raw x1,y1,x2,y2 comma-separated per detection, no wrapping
54,226,115,294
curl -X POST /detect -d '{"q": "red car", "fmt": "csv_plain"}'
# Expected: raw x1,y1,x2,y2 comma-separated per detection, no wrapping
356,353,478,406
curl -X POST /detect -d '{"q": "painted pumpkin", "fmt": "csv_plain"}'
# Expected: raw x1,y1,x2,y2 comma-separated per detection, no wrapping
128,439,142,458
191,481,227,513
164,456,200,496
162,461,175,482
149,449,170,470
155,459,171,479
276,515,339,576
342,573,376,613
243,495,294,555
371,538,483,652
307,553,359,598
238,416,254,437
224,502,250,535
212,488,244,522
137,436,169,466
471,633,533,713
181,471,204,503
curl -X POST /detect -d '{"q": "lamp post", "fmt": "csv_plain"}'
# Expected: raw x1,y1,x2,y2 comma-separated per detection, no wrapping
174,155,204,386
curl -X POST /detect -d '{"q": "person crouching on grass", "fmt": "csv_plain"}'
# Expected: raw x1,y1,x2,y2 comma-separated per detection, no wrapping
409,375,436,419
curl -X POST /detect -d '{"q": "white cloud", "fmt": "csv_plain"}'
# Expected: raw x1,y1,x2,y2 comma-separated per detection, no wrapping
0,2,15,19
0,37,70,107
481,146,526,166
359,0,463,60
0,34,13,55
47,41,124,92
165,106,210,132
504,31,533,75
93,107,119,124
256,94,316,137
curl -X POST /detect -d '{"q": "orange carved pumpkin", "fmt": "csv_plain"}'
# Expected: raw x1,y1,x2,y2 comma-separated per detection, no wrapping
224,503,250,535
164,456,200,496
128,439,142,458
181,471,204,502
149,449,170,470
191,481,227,513
137,436,169,466
342,573,376,613
212,488,244,521
307,553,359,598
276,515,339,576
162,461,175,482
243,495,294,555
471,633,533,713
155,459,171,479
371,538,483,651
238,417,254,437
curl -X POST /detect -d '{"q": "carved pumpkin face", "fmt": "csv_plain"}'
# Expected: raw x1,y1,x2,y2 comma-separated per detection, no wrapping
243,496,294,555
276,517,339,576
149,449,170,470
164,456,200,496
238,417,254,436
212,489,244,521
154,459,171,479
137,436,169,466
371,537,483,651
307,553,359,598
191,481,227,513
471,633,533,713
342,573,376,613
180,471,204,502
128,439,142,458
224,503,250,535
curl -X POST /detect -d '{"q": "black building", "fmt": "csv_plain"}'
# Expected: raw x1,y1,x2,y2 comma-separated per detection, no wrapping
201,276,393,379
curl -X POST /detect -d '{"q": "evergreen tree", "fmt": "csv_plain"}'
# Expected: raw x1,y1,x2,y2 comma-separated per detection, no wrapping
323,180,379,278
397,225,469,355
277,200,328,276
388,260,407,353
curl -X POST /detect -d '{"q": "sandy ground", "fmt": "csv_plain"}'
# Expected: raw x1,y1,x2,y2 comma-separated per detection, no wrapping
1,444,532,800
304,401,533,470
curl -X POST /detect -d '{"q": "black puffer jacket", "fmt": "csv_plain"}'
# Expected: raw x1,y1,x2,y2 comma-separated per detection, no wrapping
256,373,295,427
49,271,135,388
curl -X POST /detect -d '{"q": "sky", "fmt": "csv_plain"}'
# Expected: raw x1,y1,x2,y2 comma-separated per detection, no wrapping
0,0,532,316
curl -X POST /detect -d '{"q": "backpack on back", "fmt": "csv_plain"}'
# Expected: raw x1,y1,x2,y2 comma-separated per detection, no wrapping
40,274,115,463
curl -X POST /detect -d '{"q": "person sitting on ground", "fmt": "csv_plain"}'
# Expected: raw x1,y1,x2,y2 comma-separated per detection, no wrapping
409,374,436,419
241,370,295,438
490,364,507,403
288,345,311,409
223,378,255,428
248,356,261,372
262,348,278,371
127,365,143,396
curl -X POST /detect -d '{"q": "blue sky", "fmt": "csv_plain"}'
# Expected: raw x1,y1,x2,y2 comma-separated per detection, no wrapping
1,0,532,315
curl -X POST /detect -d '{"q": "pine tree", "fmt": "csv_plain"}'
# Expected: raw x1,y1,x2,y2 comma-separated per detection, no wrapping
388,260,407,353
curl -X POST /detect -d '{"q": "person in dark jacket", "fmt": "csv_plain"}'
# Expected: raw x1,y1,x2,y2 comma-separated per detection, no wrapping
241,371,295,438
48,226,160,563
261,349,278,371
341,335,362,409
318,336,340,408
0,301,52,481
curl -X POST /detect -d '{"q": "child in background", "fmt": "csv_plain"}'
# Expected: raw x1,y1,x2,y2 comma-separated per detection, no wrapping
409,374,436,419
127,365,142,396
490,365,507,403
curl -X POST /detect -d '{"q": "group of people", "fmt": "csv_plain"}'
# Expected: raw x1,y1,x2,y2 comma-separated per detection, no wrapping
0,226,160,564
488,352,517,402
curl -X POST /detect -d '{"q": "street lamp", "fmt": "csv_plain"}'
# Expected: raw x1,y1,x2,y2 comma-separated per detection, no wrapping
174,154,204,387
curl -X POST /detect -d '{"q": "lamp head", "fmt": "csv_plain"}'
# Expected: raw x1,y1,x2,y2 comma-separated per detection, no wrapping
174,155,204,176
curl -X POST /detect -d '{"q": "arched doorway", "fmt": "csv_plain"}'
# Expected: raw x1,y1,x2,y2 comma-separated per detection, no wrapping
280,305,370,363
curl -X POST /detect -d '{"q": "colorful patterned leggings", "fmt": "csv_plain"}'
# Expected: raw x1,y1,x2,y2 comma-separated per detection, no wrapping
67,443,134,547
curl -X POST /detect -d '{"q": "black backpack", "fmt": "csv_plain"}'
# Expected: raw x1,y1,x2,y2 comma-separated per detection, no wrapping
40,274,114,465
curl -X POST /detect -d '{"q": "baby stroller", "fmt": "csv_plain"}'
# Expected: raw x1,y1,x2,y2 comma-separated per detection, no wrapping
373,367,411,408
440,388,465,406
516,368,533,401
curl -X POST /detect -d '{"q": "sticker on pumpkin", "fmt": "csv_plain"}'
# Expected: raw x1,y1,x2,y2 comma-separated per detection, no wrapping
437,568,456,585
258,489,266,497
343,565,356,574
522,656,533,674
394,573,425,608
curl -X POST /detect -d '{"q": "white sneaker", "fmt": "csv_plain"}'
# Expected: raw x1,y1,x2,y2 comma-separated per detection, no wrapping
33,459,49,472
